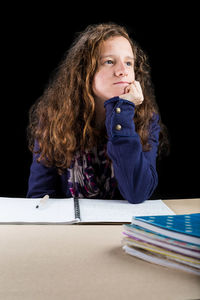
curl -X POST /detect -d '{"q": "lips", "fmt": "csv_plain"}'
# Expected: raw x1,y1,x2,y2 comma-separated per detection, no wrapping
114,81,130,85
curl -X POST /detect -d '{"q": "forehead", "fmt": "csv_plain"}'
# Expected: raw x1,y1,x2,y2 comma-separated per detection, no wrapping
100,36,133,56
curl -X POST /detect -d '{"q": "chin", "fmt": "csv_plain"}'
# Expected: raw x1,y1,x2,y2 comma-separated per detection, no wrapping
108,91,124,99
113,87,126,97
111,93,123,99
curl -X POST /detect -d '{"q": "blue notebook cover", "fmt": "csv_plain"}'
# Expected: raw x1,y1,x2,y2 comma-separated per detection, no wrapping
133,213,200,238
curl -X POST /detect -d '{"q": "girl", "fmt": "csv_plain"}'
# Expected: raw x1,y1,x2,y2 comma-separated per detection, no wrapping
27,23,169,203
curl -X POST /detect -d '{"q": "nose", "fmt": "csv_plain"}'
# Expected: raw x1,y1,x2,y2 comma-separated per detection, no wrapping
114,62,128,77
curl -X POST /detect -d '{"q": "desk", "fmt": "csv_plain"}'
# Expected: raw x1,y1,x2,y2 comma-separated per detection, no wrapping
0,199,199,300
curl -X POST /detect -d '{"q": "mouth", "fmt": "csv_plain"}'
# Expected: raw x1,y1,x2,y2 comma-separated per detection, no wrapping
113,81,130,86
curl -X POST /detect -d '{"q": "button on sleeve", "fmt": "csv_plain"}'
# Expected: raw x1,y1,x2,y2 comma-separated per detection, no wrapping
104,97,136,140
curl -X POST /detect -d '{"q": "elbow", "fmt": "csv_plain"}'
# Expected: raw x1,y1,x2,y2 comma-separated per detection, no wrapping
125,186,157,204
119,170,158,204
126,192,147,204
118,184,147,204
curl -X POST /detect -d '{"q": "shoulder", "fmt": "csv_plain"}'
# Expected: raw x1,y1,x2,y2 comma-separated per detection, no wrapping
148,113,160,142
150,113,160,130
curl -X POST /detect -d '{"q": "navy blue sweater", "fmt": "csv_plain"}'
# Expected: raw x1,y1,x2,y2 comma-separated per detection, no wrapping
27,97,160,203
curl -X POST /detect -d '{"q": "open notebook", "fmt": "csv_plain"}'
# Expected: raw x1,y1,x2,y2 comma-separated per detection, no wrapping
0,197,175,224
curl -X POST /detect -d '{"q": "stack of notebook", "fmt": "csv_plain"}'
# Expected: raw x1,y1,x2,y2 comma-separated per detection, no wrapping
122,213,200,275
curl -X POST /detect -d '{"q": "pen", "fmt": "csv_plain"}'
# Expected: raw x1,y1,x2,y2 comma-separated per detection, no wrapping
36,195,49,209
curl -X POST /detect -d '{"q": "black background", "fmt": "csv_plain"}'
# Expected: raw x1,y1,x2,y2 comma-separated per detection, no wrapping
1,3,199,199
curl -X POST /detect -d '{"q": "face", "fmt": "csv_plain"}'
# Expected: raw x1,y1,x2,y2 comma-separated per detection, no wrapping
92,36,135,102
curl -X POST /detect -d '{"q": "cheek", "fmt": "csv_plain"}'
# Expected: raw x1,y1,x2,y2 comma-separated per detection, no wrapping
130,69,135,81
92,71,106,92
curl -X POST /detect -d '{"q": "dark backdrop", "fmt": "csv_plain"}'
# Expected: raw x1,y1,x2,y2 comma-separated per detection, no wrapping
1,4,199,199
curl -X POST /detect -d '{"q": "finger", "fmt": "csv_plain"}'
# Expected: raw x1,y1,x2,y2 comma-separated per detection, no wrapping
134,82,143,97
133,81,144,100
134,97,144,106
124,85,131,94
133,80,142,93
126,83,137,94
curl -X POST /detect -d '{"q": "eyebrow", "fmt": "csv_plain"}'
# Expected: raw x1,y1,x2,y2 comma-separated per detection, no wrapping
100,55,134,60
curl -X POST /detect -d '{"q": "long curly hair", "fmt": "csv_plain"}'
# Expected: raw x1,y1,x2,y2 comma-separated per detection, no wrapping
27,23,169,174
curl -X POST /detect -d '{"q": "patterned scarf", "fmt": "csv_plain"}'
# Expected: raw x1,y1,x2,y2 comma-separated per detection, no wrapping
67,144,118,199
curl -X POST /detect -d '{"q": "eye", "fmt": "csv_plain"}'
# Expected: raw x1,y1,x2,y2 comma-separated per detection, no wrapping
105,59,113,65
126,61,133,66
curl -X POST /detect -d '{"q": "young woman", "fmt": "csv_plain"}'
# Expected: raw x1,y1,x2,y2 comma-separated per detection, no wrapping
27,23,169,203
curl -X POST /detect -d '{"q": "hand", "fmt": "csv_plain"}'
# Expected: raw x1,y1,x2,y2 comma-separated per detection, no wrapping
119,81,144,106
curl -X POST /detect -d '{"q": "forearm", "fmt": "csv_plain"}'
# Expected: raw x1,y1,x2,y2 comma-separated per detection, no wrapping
104,97,159,204
107,137,158,203
27,152,58,198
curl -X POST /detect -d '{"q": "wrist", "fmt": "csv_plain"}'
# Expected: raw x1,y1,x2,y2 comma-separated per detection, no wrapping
104,97,136,140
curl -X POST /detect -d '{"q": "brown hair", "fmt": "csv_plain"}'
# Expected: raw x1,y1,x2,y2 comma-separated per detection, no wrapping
27,23,169,174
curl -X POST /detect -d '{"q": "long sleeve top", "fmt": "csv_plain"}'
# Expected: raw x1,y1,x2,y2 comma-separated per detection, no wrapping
27,97,160,203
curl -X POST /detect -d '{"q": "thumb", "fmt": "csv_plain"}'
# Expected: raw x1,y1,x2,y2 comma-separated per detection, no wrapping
124,85,131,94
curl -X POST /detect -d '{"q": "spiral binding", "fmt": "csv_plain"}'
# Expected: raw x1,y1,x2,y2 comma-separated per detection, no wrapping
74,197,80,220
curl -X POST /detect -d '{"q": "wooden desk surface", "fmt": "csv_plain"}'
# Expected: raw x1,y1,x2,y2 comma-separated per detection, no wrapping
163,198,200,214
0,199,199,300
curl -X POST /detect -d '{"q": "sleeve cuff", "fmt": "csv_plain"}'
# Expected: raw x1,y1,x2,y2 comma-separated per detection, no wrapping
104,97,136,140
104,96,135,108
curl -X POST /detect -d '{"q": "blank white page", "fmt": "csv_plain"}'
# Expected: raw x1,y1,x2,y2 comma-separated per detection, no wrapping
0,197,77,224
79,199,175,223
